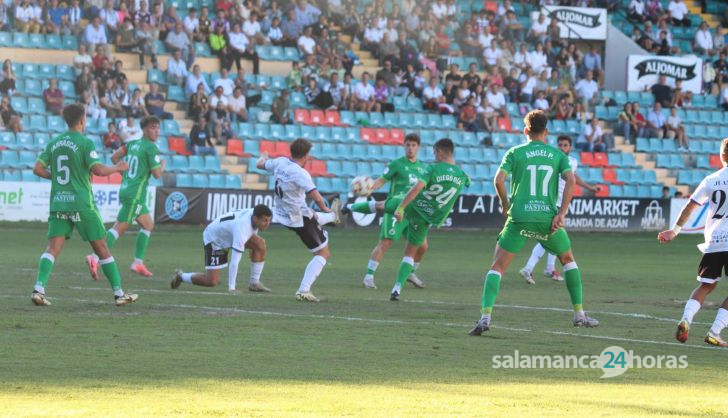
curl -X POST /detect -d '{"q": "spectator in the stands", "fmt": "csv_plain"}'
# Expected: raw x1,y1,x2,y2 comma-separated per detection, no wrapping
297,26,317,56
73,65,93,96
574,101,593,124
694,21,715,56
668,0,690,27
103,122,121,150
574,70,600,110
651,75,673,107
483,39,502,70
630,0,646,22
166,22,195,68
243,12,267,45
188,82,209,120
43,79,64,116
632,101,648,137
0,59,16,96
324,72,346,109
268,16,283,45
373,78,392,112
294,0,321,28
281,9,302,47
618,102,638,141
519,68,537,104
271,89,291,124
145,82,173,120
666,106,689,150
99,0,119,40
72,44,92,77
185,64,210,98
721,83,728,110
190,117,216,156
533,90,549,111
83,16,108,51
209,23,234,71
14,0,41,33
500,10,524,42
458,96,478,132
183,7,199,36
352,72,376,112
422,78,444,111
304,78,332,109
577,117,606,152
67,0,83,35
486,82,506,117
646,102,667,139
129,89,148,118
554,96,574,120
167,49,189,86
582,46,603,82
84,79,106,119
229,86,248,123
100,78,123,118
45,0,67,34
644,0,665,22
0,96,22,133
528,14,549,45
713,23,725,52
118,116,142,143
209,86,231,142
378,33,401,68
228,23,260,74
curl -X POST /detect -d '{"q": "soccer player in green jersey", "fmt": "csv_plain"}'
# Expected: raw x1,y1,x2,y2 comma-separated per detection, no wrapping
342,133,430,289
85,116,165,279
31,104,138,306
469,110,598,336
386,138,470,301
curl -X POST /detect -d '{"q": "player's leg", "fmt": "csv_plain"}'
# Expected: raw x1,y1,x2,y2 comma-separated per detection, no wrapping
706,292,728,346
246,235,270,292
520,243,546,285
407,238,427,288
294,217,329,302
85,202,130,279
543,253,563,281
31,229,67,306
315,198,341,225
173,244,227,288
390,211,428,301
344,199,385,215
362,238,393,289
129,212,154,277
677,252,722,343
469,221,525,335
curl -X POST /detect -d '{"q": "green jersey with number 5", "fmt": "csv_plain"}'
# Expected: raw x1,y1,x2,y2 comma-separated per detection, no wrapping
498,141,571,223
411,162,470,226
37,131,101,212
119,138,161,202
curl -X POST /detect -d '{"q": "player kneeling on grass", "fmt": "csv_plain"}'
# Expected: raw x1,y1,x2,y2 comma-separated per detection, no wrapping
31,103,138,306
469,110,598,336
172,204,273,292
658,138,728,347
86,116,165,280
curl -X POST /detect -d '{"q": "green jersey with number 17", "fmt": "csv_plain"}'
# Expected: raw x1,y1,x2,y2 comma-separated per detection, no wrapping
411,162,470,226
498,141,571,223
381,156,427,197
119,138,161,201
37,131,101,212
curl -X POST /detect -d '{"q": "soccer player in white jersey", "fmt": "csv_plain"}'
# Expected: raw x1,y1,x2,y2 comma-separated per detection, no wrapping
519,135,600,284
659,138,728,347
257,138,340,302
171,204,273,292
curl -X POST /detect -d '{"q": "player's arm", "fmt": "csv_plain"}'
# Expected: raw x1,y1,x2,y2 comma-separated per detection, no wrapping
553,170,575,232
110,144,127,164
575,173,599,193
658,200,700,244
370,176,387,191
494,169,509,217
33,160,51,179
91,160,129,176
227,248,243,291
256,152,269,170
394,180,426,221
307,188,331,212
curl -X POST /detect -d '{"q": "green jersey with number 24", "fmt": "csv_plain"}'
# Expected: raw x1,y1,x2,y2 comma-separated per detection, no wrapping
119,138,161,201
37,131,101,212
411,162,470,226
498,141,572,223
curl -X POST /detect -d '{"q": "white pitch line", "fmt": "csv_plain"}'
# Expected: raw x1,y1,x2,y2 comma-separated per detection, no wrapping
1,294,724,352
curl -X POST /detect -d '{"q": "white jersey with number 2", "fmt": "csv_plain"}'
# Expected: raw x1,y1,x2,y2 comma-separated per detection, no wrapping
690,167,728,253
264,157,316,228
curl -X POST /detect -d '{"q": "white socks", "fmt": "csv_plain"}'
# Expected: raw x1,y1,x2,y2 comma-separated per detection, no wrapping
181,272,194,283
367,259,379,272
682,299,701,324
546,254,557,272
524,244,546,273
563,262,578,272
249,261,265,283
413,262,420,272
710,308,728,335
316,211,337,225
299,255,326,293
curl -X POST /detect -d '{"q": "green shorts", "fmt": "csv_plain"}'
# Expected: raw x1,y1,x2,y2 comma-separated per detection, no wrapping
497,220,572,256
379,213,409,241
47,210,107,242
117,199,149,224
383,197,430,246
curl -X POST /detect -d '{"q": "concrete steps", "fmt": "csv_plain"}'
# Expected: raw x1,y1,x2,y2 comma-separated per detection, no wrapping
614,136,689,194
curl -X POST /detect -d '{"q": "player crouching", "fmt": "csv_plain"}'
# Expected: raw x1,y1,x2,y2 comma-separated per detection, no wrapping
172,204,273,292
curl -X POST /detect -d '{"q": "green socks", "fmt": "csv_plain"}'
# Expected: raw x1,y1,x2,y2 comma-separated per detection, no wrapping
35,253,55,289
395,257,415,287
106,228,118,249
350,202,373,214
100,257,123,293
481,270,502,315
563,262,584,312
135,229,151,260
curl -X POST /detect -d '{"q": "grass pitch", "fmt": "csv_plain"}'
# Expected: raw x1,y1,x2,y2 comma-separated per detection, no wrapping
1,223,727,417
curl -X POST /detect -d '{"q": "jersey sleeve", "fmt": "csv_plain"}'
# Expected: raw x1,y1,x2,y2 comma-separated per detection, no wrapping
558,152,571,175
691,178,710,205
421,165,434,186
463,171,471,188
263,158,278,173
83,138,102,171
296,170,317,192
231,219,252,253
147,143,162,170
37,143,50,167
498,148,513,174
381,160,397,181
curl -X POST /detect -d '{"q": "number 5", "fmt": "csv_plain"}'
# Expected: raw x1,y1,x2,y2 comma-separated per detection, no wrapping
56,155,70,185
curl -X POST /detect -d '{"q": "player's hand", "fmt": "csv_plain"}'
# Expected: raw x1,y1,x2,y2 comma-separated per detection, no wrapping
115,161,129,172
551,214,565,232
394,206,404,222
593,185,601,193
657,230,676,244
160,158,167,170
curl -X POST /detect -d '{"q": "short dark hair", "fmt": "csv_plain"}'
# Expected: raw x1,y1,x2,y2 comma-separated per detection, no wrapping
253,204,273,218
434,138,454,155
524,110,548,136
722,138,728,156
290,138,312,159
557,135,572,145
404,133,420,144
62,103,86,128
140,115,160,129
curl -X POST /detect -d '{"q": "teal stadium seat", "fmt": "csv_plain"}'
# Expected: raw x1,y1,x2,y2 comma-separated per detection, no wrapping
225,174,241,189
176,173,193,187
208,174,225,188
46,34,62,49
61,35,77,49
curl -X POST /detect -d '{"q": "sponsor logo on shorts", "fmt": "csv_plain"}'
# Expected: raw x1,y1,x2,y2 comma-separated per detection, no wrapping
165,191,189,221
519,229,550,241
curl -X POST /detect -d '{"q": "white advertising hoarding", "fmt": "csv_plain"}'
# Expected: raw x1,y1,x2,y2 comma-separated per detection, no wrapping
0,181,156,222
669,198,705,235
531,6,608,40
627,55,703,94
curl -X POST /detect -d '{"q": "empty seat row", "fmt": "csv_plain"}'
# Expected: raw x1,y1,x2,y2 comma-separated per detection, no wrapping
166,155,222,173
13,79,75,98
176,173,242,189
0,32,77,50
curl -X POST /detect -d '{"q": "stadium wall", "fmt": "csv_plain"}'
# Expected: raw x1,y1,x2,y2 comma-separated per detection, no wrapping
604,23,645,92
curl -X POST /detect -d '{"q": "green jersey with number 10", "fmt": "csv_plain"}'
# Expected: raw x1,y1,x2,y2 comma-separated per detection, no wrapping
37,131,101,212
411,162,470,226
498,140,571,223
119,138,161,202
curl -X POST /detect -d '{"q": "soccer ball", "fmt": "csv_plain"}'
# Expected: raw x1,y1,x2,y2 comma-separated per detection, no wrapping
351,176,374,196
